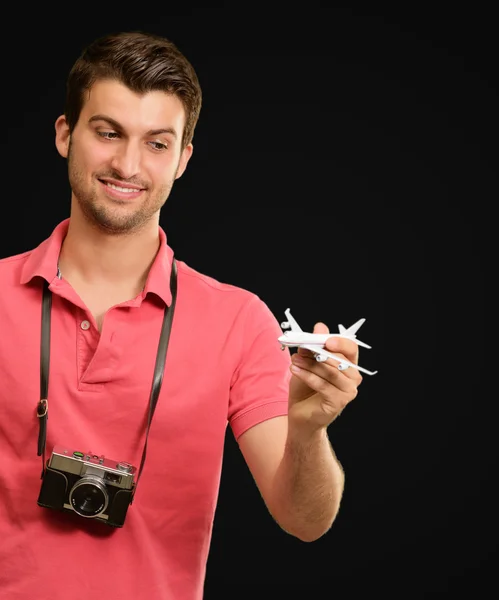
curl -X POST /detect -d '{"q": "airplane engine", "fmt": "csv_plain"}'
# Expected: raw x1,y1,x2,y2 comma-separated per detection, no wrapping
281,321,290,329
315,354,327,362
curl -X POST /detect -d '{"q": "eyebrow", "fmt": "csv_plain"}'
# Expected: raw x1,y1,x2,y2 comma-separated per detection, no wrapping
88,114,178,139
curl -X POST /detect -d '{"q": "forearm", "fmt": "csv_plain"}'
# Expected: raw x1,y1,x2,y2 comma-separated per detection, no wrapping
269,423,345,542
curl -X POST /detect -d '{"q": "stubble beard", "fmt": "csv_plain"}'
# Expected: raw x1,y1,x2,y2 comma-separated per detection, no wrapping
67,141,176,235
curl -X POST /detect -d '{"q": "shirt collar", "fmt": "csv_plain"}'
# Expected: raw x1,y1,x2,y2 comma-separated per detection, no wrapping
20,218,174,306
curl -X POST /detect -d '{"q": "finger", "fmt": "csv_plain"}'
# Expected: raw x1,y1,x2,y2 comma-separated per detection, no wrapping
295,349,362,384
323,352,363,385
324,337,359,364
313,322,329,334
291,358,356,396
297,321,329,358
297,347,315,358
292,354,358,393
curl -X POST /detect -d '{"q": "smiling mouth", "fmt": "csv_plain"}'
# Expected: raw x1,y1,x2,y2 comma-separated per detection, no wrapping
99,180,145,193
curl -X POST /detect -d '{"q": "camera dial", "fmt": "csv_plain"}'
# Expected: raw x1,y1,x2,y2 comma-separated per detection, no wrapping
117,462,133,472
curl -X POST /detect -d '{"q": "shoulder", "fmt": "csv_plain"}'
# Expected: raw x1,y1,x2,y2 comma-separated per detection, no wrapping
176,259,249,295
0,249,32,267
175,258,279,332
176,258,258,308
0,249,33,283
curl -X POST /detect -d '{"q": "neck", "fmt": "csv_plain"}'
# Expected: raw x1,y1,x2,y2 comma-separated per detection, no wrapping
58,212,161,288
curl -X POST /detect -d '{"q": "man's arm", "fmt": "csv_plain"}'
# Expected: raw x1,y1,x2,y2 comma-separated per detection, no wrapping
238,328,366,542
238,415,345,542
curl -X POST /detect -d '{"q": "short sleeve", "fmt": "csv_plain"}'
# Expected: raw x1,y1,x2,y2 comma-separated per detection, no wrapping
228,295,291,441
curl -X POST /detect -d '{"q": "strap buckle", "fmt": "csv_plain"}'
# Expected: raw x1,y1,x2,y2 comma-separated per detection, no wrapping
37,399,48,418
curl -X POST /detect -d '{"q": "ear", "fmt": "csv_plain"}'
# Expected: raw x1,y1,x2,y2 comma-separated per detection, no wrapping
175,143,194,180
55,115,71,158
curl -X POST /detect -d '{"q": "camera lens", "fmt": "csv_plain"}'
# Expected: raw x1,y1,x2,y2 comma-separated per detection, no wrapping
69,476,109,518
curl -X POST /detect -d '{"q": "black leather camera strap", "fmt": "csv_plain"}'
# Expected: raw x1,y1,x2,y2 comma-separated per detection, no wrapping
36,258,178,500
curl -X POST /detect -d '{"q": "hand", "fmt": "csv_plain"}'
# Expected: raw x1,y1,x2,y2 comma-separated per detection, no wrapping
288,322,363,431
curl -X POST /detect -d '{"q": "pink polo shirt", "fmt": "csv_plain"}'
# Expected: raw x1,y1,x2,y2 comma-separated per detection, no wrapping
0,218,291,600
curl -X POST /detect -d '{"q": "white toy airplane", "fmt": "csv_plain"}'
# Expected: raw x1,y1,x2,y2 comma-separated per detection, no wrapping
278,308,378,375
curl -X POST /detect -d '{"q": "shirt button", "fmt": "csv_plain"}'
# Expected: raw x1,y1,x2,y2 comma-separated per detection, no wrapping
80,320,91,330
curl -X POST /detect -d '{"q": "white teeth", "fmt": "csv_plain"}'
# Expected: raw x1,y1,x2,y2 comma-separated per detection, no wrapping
105,182,140,193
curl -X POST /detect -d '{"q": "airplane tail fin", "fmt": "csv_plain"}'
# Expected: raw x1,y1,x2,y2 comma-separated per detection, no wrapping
338,318,371,348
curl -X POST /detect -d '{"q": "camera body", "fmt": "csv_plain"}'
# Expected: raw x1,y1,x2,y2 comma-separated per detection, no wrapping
37,445,137,527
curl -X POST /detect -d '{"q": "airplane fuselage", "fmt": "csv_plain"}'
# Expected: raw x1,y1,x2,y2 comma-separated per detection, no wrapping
277,332,339,346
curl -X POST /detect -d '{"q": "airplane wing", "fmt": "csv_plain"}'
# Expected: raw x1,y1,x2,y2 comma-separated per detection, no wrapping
283,308,303,332
301,344,378,376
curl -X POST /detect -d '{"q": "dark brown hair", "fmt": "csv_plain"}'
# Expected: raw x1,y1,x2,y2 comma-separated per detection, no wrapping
65,31,202,150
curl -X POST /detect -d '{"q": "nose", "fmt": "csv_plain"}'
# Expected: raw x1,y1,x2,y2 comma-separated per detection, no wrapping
110,141,141,180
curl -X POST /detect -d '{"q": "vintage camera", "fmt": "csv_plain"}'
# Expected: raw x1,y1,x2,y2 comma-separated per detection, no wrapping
37,445,137,528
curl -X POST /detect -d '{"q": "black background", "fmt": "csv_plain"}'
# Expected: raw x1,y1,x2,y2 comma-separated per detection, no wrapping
0,5,493,598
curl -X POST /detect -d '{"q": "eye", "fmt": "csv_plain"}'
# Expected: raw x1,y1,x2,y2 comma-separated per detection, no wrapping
148,141,168,151
97,131,119,140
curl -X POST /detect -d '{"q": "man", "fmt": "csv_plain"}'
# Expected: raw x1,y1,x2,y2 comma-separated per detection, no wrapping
0,31,363,599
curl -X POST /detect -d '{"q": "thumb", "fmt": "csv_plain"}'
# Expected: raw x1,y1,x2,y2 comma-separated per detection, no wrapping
313,322,329,334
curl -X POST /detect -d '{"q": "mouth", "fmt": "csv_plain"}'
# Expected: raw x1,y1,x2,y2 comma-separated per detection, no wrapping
98,179,146,201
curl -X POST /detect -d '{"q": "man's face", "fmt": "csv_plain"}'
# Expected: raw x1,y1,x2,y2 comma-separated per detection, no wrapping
55,79,193,234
